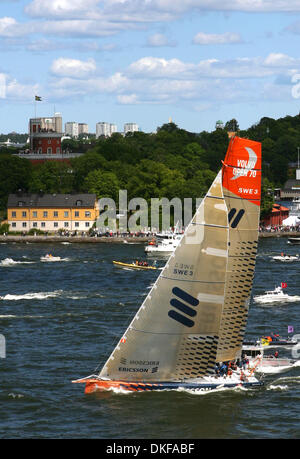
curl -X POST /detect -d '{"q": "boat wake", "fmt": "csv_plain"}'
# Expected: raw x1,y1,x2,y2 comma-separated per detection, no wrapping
267,375,300,391
0,257,35,266
254,294,300,305
0,290,64,301
0,290,106,301
256,362,300,374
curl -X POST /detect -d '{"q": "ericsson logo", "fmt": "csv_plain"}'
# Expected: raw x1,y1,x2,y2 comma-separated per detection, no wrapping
168,286,199,328
228,208,245,228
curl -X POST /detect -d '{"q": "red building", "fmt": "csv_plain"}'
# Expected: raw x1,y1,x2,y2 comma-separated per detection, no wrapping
261,204,289,227
29,117,62,155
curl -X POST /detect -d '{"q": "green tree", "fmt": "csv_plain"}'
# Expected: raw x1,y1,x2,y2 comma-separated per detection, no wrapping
29,161,74,194
260,178,274,220
0,155,32,209
225,119,239,132
84,170,119,201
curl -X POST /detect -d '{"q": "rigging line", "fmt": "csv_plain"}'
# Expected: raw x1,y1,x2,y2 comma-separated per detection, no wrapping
128,327,219,336
160,275,225,283
223,193,260,201
221,160,261,172
190,222,228,229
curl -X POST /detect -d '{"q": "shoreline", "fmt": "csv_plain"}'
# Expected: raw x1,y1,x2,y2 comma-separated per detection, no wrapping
0,235,151,243
0,232,299,243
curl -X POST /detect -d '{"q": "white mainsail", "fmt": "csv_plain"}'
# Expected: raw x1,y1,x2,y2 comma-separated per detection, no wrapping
98,136,262,383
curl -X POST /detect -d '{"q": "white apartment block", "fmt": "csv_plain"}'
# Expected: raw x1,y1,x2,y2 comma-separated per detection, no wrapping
78,123,89,135
124,123,139,134
65,122,79,138
96,122,117,138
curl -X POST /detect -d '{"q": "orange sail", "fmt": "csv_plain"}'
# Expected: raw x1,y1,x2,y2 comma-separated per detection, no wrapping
222,136,261,206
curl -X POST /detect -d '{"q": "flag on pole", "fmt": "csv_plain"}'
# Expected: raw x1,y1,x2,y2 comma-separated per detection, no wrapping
35,95,42,101
281,282,287,289
288,325,294,333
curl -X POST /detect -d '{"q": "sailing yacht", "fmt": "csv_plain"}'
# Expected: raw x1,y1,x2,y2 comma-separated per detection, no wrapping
73,136,263,393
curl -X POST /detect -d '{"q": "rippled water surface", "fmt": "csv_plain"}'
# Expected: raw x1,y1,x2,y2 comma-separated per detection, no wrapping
1,237,300,439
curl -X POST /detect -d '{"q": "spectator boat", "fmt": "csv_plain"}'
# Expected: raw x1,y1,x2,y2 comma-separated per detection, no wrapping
113,261,157,270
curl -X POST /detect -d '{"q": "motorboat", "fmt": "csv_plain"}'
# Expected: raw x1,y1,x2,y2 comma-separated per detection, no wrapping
244,334,298,347
272,254,299,262
287,237,300,245
253,285,300,304
40,254,61,262
113,261,157,271
242,345,298,373
145,233,183,254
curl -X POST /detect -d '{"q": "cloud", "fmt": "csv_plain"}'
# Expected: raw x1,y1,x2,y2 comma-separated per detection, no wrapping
193,32,242,45
0,73,40,101
45,52,300,108
146,33,176,47
24,0,100,19
51,57,97,78
0,17,23,37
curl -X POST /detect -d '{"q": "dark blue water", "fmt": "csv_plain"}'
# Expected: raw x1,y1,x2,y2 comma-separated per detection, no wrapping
0,238,300,439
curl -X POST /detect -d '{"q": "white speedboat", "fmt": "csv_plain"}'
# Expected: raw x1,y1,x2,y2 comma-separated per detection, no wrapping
40,254,61,262
145,233,182,253
254,286,300,304
272,254,299,262
287,238,300,245
243,345,298,374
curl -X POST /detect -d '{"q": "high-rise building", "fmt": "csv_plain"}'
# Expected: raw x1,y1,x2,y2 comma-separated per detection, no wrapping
96,122,117,138
78,123,89,135
65,122,79,138
124,123,139,134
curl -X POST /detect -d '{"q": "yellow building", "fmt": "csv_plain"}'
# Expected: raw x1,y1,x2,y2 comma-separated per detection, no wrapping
7,193,99,233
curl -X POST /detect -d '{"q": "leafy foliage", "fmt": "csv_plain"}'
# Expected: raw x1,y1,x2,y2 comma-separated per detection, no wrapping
2,114,300,220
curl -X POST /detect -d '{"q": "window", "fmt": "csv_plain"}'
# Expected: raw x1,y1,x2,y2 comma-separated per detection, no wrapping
33,222,37,228
22,222,27,228
43,211,48,217
47,147,52,154
12,222,16,228
56,147,60,154
22,211,27,217
75,211,79,217
53,211,58,217
85,222,90,227
76,200,82,206
64,211,69,217
54,222,58,228
85,211,91,217
75,222,79,227
64,222,69,227
18,201,24,207
11,211,16,217
41,222,45,228
33,211,37,218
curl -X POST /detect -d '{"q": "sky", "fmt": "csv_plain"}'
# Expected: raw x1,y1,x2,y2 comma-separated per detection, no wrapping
1,1,300,134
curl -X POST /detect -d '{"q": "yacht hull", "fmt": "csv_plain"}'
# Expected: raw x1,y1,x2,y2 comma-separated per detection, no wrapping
73,378,263,394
